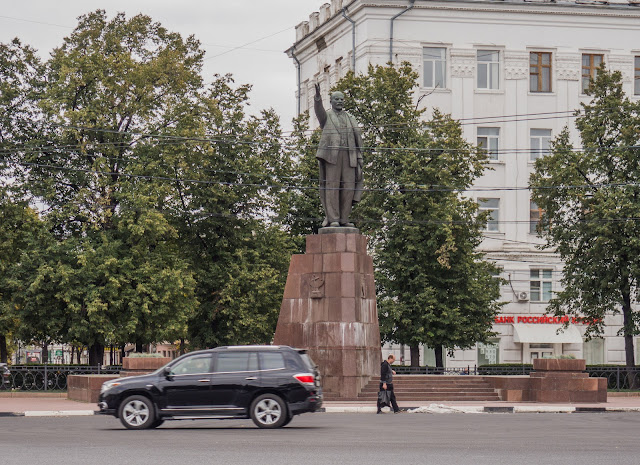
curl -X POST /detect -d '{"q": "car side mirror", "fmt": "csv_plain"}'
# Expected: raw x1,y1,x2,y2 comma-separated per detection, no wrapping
163,366,173,378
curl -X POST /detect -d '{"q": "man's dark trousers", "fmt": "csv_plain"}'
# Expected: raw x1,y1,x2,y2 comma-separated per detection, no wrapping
378,382,399,413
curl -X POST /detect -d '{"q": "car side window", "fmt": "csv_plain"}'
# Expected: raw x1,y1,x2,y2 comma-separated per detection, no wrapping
169,355,212,375
259,352,286,370
214,352,258,373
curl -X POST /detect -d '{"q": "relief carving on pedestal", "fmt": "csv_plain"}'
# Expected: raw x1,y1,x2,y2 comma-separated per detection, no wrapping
308,274,325,299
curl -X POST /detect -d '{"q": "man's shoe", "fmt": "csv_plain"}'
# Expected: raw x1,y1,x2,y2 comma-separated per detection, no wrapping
321,217,329,228
376,410,382,414
329,222,340,227
393,410,400,414
341,222,355,227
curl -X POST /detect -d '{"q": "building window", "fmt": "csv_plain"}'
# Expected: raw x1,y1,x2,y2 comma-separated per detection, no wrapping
479,198,499,232
582,54,604,93
530,201,544,234
477,50,499,90
530,129,552,161
530,52,552,93
530,269,553,302
477,127,499,161
635,57,640,96
478,340,500,365
423,47,446,88
583,338,605,365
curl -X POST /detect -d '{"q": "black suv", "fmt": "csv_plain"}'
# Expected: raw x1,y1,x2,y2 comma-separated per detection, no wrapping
98,345,322,429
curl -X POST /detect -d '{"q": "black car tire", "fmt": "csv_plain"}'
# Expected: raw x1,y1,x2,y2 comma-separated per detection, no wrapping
281,412,293,427
118,395,156,430
249,394,287,428
150,418,165,429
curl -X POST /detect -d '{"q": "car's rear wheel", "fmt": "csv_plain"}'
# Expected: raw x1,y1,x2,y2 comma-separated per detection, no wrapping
250,394,287,428
150,418,165,429
282,412,293,427
118,395,156,430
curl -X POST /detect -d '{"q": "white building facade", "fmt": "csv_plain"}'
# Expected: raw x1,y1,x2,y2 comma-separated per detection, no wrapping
288,0,640,367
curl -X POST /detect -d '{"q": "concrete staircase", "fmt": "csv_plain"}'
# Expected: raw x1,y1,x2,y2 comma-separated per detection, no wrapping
323,375,501,402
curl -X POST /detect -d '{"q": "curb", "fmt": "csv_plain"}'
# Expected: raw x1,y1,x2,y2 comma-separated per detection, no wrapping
2,406,640,417
0,410,97,417
319,405,640,414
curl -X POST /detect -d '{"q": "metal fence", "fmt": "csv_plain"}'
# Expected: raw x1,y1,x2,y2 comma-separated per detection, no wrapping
394,365,532,376
2,364,639,391
394,365,640,390
0,365,121,391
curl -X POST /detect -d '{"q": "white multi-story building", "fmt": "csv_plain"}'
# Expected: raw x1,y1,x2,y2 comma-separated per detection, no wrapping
287,0,640,367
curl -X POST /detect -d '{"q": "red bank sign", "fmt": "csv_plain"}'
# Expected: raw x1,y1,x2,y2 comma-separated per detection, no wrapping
494,315,597,325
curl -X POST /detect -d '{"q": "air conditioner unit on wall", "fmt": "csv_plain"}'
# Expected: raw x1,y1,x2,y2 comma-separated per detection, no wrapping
517,291,530,302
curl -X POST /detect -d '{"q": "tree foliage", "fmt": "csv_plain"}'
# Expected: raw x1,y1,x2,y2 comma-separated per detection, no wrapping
1,11,295,361
530,65,640,370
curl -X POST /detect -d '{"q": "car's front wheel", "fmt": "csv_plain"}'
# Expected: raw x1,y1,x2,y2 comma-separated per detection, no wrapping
250,394,287,428
118,395,156,430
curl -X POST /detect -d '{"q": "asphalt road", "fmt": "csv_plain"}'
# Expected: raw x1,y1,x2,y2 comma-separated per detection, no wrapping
1,412,638,465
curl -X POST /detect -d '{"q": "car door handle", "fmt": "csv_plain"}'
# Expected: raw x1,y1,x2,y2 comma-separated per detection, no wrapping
245,377,257,380
198,379,210,383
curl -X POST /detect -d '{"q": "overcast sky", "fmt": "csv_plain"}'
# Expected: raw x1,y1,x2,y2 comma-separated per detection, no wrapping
1,1,324,130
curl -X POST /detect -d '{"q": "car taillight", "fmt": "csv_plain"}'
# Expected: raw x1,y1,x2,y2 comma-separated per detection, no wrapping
293,373,315,386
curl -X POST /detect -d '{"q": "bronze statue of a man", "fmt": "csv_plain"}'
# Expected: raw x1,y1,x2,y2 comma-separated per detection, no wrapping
314,84,363,228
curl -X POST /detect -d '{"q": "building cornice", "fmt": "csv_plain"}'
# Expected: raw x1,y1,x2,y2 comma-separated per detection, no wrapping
289,0,640,57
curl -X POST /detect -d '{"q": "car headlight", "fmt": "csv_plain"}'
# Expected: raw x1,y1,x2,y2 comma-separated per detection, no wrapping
100,380,122,394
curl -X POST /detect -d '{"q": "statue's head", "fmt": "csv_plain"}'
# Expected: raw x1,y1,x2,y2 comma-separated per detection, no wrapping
329,91,345,112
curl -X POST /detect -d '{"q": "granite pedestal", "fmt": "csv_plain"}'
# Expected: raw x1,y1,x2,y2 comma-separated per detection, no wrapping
273,230,381,399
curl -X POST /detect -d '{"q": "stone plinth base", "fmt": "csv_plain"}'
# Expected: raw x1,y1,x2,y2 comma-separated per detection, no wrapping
273,232,381,399
484,359,607,403
529,358,607,402
120,356,171,377
485,376,532,402
67,374,119,403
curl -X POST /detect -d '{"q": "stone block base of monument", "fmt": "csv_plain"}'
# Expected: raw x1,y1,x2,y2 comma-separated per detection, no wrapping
529,358,607,402
273,231,381,399
67,357,172,403
484,358,607,402
67,374,120,403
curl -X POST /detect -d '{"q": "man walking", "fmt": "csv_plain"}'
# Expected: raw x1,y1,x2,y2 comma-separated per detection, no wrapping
378,354,400,414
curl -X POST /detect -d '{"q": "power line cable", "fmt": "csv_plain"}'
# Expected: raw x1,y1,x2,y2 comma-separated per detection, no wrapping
7,156,640,194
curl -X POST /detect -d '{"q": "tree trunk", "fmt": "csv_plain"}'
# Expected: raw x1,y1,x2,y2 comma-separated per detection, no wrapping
42,342,48,364
88,343,104,366
70,346,75,365
621,288,637,388
76,347,81,364
135,342,143,353
180,338,185,356
410,345,420,367
120,344,126,362
435,346,444,369
0,335,7,364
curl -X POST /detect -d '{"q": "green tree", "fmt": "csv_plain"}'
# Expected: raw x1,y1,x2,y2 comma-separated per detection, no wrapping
5,11,202,363
157,75,295,349
0,188,48,363
276,112,323,251
530,65,640,375
331,63,503,367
